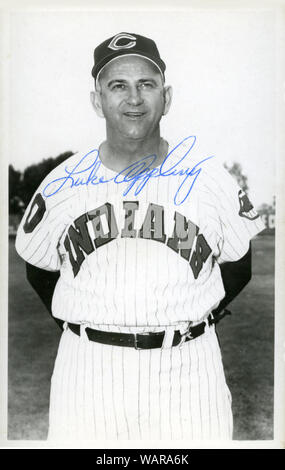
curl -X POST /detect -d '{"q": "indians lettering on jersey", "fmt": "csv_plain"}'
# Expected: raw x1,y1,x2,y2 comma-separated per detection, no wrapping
63,201,212,279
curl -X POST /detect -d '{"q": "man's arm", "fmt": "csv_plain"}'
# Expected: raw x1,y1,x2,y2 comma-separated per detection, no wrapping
212,243,252,320
25,262,63,330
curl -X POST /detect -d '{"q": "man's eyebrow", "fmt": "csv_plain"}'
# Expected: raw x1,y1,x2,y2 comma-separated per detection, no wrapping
106,78,159,87
138,78,159,85
107,79,127,88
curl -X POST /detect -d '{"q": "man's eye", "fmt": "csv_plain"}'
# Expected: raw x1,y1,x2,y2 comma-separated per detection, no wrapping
140,82,154,89
112,84,126,90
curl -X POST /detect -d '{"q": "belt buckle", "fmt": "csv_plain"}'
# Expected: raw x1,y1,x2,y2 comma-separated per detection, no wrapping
134,331,167,350
134,332,150,350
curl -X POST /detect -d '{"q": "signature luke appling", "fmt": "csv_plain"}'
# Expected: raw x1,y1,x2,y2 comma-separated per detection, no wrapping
43,135,214,206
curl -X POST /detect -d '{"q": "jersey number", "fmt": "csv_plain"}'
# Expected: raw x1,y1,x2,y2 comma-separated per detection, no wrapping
23,193,46,233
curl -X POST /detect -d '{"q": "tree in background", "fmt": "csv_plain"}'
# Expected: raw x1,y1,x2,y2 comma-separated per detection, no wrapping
257,196,275,233
9,165,24,214
9,151,74,212
20,151,74,206
223,161,249,193
258,196,275,216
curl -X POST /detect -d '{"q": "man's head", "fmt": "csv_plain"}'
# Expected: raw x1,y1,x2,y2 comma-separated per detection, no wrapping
90,32,172,141
91,32,166,84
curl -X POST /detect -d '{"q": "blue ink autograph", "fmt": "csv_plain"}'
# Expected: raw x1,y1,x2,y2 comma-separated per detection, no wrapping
43,136,214,205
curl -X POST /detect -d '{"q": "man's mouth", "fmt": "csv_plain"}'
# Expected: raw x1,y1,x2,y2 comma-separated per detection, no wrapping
123,112,146,119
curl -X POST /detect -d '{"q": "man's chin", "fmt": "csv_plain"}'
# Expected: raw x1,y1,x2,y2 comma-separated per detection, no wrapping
120,128,150,141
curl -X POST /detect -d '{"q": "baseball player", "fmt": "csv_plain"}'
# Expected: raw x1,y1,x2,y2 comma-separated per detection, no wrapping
15,32,265,441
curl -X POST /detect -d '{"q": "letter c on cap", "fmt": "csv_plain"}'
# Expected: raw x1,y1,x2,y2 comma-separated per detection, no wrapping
108,33,137,51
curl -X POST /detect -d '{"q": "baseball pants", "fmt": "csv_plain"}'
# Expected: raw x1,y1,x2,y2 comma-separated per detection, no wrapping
48,322,233,441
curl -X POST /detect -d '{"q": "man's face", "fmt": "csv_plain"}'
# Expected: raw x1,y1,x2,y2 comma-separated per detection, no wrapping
93,55,172,141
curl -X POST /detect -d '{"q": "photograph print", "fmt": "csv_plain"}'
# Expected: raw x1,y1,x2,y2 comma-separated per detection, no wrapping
7,6,277,444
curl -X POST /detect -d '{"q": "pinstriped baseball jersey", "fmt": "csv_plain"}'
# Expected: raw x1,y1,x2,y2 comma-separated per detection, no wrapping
16,136,264,441
15,137,265,329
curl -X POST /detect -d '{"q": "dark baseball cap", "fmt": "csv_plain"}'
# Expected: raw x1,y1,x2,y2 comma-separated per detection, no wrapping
91,32,166,81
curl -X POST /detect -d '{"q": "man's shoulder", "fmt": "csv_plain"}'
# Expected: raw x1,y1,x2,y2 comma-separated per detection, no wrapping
197,156,236,192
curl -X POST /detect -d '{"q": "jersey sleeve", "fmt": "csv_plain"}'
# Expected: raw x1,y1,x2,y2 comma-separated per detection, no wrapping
204,161,265,264
15,166,72,271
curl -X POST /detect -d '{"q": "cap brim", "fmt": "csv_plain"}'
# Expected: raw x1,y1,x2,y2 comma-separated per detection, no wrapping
92,51,166,81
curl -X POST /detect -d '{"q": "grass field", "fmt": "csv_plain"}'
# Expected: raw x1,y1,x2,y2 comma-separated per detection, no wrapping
8,236,274,441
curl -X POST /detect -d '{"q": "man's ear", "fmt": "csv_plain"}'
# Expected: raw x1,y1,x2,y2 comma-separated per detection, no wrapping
90,90,105,118
162,85,173,116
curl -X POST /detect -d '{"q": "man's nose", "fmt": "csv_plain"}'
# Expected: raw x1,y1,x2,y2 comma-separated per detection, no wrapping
126,86,144,106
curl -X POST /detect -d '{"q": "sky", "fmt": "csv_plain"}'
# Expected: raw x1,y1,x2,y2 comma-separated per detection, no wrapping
7,8,276,207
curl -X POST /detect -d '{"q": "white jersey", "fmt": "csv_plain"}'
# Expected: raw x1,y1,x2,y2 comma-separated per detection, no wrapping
16,136,265,328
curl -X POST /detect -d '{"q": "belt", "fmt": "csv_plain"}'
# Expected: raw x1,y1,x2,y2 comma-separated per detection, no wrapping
67,314,215,350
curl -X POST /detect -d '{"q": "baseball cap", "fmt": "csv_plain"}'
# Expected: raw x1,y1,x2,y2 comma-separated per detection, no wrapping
91,32,166,82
